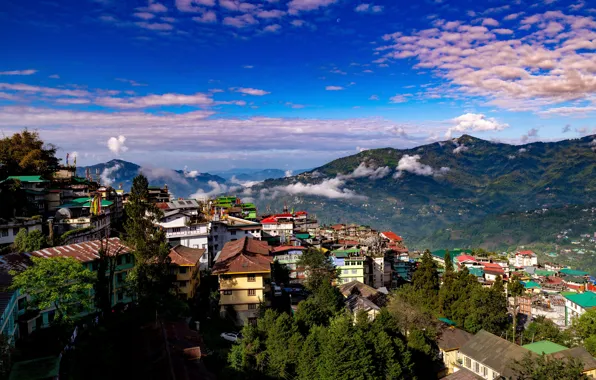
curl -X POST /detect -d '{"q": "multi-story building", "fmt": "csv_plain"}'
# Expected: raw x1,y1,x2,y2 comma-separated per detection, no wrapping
261,214,294,239
148,185,170,204
0,175,50,214
514,250,538,267
168,245,205,299
271,245,306,284
0,218,43,245
0,253,31,345
53,197,113,244
24,238,135,334
437,327,472,376
158,211,210,266
563,291,596,326
331,248,368,285
209,216,262,259
213,237,272,325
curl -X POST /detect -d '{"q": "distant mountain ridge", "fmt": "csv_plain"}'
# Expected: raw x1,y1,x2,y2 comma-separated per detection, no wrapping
250,134,596,248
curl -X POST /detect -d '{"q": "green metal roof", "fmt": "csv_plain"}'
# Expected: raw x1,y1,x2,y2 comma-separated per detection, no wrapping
523,341,568,355
3,175,49,183
438,317,456,326
468,267,484,277
60,198,114,208
560,268,589,276
523,281,542,289
431,249,473,259
535,270,555,277
295,233,311,240
563,291,596,308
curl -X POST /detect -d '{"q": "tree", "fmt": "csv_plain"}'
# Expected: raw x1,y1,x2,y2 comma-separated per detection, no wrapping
124,174,172,308
509,275,525,297
387,286,438,340
271,261,291,286
410,250,439,311
0,129,60,179
510,352,587,380
297,248,337,291
10,257,94,323
444,250,453,273
525,316,571,347
295,280,344,332
13,228,47,253
0,334,13,379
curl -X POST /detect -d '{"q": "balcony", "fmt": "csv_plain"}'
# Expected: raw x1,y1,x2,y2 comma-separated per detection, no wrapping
166,229,208,237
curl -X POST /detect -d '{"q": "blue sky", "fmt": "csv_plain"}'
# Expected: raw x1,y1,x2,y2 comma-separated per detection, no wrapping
0,0,595,172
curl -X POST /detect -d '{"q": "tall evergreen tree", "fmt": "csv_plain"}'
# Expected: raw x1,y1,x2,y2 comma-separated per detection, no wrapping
444,250,453,273
124,174,172,308
411,250,439,311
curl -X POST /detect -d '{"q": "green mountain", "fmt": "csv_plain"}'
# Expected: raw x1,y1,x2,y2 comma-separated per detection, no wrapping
252,134,596,248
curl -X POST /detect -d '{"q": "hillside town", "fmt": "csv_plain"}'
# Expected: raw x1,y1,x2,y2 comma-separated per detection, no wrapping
3,132,596,379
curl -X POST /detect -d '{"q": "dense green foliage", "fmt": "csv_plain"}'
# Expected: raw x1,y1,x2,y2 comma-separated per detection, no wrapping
10,257,94,323
571,308,596,356
271,261,291,285
296,248,337,291
123,174,172,309
511,352,587,380
0,129,60,180
13,228,47,253
524,316,572,347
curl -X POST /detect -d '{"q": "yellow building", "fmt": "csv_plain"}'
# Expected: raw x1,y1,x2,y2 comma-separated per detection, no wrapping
213,237,272,326
168,245,205,299
436,326,472,376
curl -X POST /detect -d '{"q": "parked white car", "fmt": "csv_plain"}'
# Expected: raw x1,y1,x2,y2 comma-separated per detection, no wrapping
220,332,242,342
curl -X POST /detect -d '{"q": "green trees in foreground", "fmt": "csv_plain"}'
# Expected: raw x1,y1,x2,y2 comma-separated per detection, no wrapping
511,352,587,380
13,228,47,253
10,257,94,323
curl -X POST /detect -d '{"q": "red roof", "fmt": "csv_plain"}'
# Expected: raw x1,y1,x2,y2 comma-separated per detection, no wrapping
331,224,345,231
338,240,359,246
295,211,307,215
483,263,504,274
28,238,131,263
275,213,294,218
517,250,536,256
261,217,278,224
168,245,205,266
155,203,169,209
212,237,272,274
381,231,403,242
272,245,306,253
457,255,477,263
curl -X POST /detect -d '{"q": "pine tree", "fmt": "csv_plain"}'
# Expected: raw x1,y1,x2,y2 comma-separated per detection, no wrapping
124,174,172,308
444,250,453,273
411,249,439,311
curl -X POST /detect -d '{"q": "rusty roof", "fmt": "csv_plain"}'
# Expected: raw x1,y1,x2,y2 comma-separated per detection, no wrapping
0,252,33,273
212,237,272,274
437,327,473,351
169,245,205,266
28,238,131,263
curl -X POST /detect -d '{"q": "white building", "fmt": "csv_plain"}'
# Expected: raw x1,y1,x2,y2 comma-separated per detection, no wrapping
515,250,538,267
261,214,294,238
157,211,210,268
0,218,43,245
209,216,262,262
563,291,596,326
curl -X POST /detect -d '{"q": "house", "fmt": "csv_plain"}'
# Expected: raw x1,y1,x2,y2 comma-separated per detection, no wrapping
147,185,170,203
53,197,113,244
339,280,386,321
456,255,479,270
157,211,210,265
0,175,50,214
563,276,587,292
0,253,33,344
168,245,205,299
482,263,504,282
437,327,473,375
523,341,596,377
563,291,596,326
331,248,368,285
24,238,135,334
515,250,538,267
260,214,294,239
212,237,272,326
345,294,380,321
271,245,306,283
457,329,531,379
0,217,43,246
209,216,262,260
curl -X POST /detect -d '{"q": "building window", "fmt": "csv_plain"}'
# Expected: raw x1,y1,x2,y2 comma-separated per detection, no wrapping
465,357,471,368
223,290,232,295
248,317,258,326
352,269,357,274
179,267,188,274
116,273,124,283
474,362,479,373
483,367,487,376
231,231,236,236
248,289,256,296
12,228,19,236
493,372,497,379
0,230,7,238
247,274,256,282
248,304,257,310
172,228,181,233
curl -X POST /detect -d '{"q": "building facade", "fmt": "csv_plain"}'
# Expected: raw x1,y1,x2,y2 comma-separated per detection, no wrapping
168,245,205,299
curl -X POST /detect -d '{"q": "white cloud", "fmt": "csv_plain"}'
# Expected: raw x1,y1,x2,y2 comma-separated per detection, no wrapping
134,12,155,20
369,94,379,100
453,144,469,154
183,166,200,178
231,87,270,96
520,128,539,143
263,24,281,33
446,113,508,138
96,92,213,108
192,11,217,23
140,166,189,185
518,148,527,153
481,18,499,26
135,22,174,31
355,3,383,13
288,0,338,14
191,180,239,198
284,169,293,177
349,162,391,180
49,74,60,79
0,69,37,76
223,14,258,28
100,163,122,186
389,94,408,103
262,177,365,200
0,83,89,97
256,9,286,18
325,86,344,91
563,124,571,133
394,154,436,178
175,0,214,12
107,135,128,155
